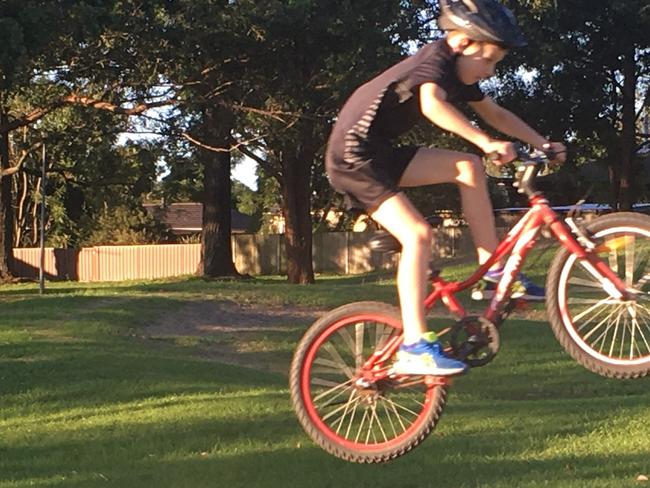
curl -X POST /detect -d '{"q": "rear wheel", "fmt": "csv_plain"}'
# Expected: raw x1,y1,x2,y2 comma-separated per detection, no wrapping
546,212,650,378
289,301,448,463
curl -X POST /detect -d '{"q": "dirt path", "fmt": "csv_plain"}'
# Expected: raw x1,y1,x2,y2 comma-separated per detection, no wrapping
144,300,325,373
142,298,549,374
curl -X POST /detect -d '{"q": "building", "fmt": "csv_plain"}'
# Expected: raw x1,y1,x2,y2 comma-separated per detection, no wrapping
144,202,251,238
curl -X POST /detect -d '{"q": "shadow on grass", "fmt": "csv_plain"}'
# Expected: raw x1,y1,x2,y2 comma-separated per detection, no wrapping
3,395,649,488
1,288,649,487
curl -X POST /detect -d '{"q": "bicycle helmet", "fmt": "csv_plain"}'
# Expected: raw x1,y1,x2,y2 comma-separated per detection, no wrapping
438,0,527,49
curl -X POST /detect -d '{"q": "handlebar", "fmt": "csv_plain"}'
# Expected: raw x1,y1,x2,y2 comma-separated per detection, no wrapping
485,144,555,199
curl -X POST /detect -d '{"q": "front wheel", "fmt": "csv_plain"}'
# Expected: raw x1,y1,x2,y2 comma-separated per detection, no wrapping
546,212,650,378
289,301,448,463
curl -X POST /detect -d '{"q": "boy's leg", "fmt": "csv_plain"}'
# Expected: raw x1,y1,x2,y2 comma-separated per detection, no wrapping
398,147,498,264
369,193,431,345
370,191,467,376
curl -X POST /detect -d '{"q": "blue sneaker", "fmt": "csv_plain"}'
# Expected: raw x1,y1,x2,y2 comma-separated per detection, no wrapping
471,269,545,301
393,332,467,376
515,273,545,301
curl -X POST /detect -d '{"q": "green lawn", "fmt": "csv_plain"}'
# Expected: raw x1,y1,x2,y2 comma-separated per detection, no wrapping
1,269,649,487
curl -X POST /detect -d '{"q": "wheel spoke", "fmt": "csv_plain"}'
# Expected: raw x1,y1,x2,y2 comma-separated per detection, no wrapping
336,327,356,358
582,304,624,342
322,393,361,422
593,312,617,354
632,251,650,288
608,246,619,274
619,313,627,359
628,304,638,359
572,296,615,323
380,400,399,438
374,322,393,350
322,342,355,379
556,222,650,371
568,276,605,289
296,309,443,454
355,322,365,369
608,309,623,358
334,390,358,435
568,297,619,305
354,408,369,443
312,378,354,403
380,395,421,419
634,309,650,352
365,404,376,444
381,396,408,433
312,357,354,377
344,396,361,440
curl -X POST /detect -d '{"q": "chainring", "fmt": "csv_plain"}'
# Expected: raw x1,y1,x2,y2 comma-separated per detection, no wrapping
450,316,500,368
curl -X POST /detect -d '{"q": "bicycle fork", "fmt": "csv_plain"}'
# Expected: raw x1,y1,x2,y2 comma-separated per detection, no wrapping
547,218,631,301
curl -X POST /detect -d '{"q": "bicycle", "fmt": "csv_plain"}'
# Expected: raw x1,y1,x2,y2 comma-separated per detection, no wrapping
289,146,650,463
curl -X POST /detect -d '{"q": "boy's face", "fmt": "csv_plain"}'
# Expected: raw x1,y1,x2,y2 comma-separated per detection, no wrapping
456,42,507,85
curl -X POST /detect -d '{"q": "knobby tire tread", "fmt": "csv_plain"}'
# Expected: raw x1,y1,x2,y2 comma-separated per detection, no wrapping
289,301,448,463
546,212,650,379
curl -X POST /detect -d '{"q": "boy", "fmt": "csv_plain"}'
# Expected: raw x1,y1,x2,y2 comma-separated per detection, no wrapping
325,0,566,376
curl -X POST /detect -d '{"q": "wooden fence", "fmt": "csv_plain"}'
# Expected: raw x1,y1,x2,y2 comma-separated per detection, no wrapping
11,228,475,282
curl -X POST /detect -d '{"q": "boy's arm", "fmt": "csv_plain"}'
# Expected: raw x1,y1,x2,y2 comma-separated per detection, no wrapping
420,82,492,151
419,82,515,161
469,96,548,149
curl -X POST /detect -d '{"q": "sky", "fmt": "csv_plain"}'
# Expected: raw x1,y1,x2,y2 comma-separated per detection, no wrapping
232,159,258,190
118,130,259,191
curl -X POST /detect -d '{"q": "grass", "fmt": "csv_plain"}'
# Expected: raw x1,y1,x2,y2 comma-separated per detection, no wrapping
1,258,650,487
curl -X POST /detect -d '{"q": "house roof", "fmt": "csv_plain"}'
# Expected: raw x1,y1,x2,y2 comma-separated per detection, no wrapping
144,203,251,234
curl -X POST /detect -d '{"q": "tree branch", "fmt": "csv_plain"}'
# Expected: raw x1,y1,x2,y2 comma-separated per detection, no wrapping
0,142,43,178
62,94,175,114
0,93,179,134
180,131,268,154
635,87,649,122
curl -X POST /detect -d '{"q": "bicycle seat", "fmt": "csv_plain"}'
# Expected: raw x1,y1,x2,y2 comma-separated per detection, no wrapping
426,215,444,226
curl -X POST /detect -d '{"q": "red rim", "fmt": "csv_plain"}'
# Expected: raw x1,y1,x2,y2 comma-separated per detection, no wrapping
299,313,439,452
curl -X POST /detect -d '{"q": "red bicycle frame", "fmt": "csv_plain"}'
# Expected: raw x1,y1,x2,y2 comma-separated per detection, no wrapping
362,194,632,378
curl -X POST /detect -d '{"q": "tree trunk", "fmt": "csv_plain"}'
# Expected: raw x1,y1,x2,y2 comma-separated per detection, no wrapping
198,104,240,278
280,135,316,284
618,50,637,211
0,108,13,281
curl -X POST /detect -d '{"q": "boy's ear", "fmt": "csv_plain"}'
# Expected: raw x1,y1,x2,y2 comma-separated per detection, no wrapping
458,37,474,52
458,37,472,51
448,31,474,53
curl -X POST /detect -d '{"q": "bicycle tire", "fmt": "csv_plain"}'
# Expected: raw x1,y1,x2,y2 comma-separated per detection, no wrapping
289,301,448,462
546,212,650,378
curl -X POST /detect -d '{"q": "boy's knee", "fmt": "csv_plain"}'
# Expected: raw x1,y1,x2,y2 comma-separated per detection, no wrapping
458,155,486,186
402,222,433,249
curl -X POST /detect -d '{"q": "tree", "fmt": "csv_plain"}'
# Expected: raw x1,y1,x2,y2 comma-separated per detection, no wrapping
497,0,649,209
237,0,437,283
0,1,178,280
145,1,266,278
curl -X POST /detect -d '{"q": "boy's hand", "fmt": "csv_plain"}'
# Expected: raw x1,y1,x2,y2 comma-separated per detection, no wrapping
542,142,567,163
481,140,517,165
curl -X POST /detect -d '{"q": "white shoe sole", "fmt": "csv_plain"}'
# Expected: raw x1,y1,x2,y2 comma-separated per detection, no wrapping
471,289,545,301
392,362,466,376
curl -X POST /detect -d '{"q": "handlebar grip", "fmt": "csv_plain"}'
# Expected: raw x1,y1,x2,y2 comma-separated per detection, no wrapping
542,143,556,162
486,143,526,163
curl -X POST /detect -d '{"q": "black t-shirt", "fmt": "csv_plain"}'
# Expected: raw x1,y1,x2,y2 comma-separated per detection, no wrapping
330,39,485,143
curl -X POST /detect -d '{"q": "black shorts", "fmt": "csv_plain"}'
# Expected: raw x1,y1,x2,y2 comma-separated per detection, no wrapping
325,132,418,211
